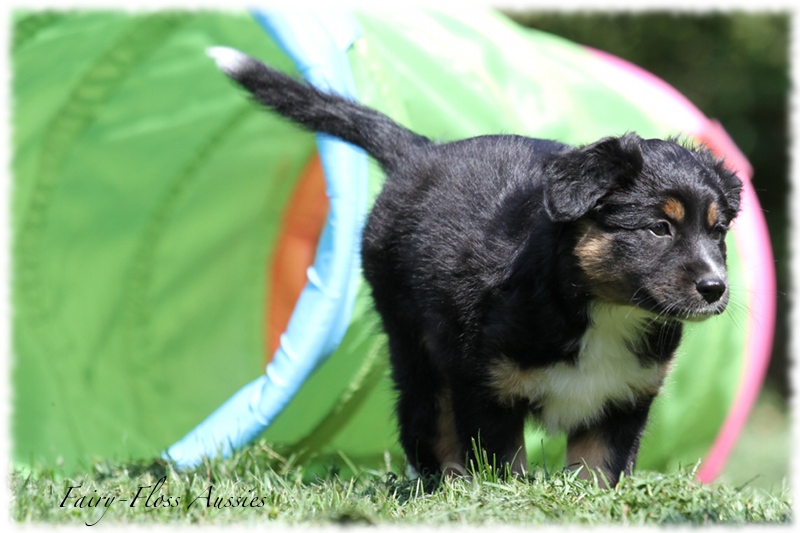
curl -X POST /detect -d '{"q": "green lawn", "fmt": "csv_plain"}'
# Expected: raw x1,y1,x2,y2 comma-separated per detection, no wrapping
11,390,792,526
11,446,791,526
717,388,792,494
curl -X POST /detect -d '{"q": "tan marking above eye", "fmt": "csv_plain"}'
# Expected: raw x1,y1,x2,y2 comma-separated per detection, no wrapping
661,197,685,223
707,202,719,228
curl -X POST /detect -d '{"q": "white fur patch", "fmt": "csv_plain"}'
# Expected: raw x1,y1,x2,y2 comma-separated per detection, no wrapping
489,303,665,433
405,463,420,480
206,46,250,76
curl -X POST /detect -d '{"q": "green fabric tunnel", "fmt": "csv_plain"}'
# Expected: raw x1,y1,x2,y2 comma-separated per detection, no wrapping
11,9,775,481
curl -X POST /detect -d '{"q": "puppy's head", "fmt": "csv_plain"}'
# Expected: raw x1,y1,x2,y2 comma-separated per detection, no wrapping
544,133,742,321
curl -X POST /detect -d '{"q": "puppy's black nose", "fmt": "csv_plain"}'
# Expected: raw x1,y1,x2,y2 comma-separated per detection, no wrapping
696,278,726,303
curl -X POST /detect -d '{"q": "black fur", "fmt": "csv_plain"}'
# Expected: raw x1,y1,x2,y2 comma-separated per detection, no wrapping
212,49,742,486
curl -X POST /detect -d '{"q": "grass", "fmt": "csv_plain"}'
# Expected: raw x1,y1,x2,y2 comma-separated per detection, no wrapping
10,390,793,526
717,388,792,494
10,441,792,526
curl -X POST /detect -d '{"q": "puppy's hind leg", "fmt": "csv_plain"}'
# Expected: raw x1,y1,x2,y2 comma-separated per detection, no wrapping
387,333,447,479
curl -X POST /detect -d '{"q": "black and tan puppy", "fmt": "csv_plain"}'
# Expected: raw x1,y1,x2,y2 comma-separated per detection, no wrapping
208,47,741,486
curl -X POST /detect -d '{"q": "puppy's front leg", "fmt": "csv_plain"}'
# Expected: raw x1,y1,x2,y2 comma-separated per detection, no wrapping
451,385,529,478
566,395,655,487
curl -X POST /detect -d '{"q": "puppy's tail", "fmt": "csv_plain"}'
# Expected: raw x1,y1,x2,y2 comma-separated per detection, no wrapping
207,47,430,169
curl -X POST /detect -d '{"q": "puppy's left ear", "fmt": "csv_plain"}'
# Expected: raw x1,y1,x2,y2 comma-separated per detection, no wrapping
719,167,742,216
543,134,643,222
693,148,743,217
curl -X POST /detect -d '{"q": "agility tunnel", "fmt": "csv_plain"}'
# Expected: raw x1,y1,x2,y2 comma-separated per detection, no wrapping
11,9,775,482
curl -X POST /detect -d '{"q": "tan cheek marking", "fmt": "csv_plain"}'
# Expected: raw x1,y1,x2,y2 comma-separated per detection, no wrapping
662,197,685,223
574,222,628,303
566,433,611,487
707,202,719,228
574,223,614,279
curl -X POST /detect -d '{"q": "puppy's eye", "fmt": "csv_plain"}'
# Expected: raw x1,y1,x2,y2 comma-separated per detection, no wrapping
649,221,672,237
711,224,728,240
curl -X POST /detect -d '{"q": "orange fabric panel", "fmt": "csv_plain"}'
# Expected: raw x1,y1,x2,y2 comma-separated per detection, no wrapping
266,153,329,362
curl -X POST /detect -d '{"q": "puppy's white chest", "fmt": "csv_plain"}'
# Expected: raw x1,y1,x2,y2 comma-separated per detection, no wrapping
489,304,665,432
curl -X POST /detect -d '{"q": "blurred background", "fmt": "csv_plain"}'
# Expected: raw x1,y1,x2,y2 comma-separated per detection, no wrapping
504,11,790,492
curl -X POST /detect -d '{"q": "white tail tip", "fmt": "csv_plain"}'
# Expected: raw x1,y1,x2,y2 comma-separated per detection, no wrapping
206,46,251,76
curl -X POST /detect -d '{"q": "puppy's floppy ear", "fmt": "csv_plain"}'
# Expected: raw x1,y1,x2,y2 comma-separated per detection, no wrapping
693,148,743,217
543,134,643,222
718,166,742,216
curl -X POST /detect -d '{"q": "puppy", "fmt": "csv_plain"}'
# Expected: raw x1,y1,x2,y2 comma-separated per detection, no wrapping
208,47,741,486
